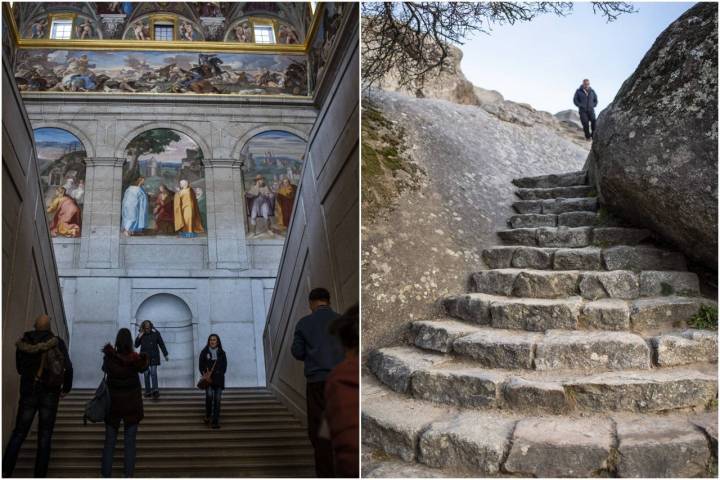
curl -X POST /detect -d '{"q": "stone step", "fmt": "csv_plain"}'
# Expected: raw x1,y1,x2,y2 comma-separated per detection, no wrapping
444,292,712,332
482,245,687,272
512,171,588,189
508,211,604,229
471,268,700,299
513,197,598,215
11,463,316,478
515,185,594,200
498,226,651,248
368,347,717,413
363,376,717,477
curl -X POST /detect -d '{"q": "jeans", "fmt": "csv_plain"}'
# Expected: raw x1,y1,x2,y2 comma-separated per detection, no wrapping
306,381,335,478
143,364,158,395
2,385,60,477
101,422,138,478
579,109,597,139
204,386,222,425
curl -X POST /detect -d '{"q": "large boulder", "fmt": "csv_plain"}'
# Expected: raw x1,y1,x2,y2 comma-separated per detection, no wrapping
586,3,718,268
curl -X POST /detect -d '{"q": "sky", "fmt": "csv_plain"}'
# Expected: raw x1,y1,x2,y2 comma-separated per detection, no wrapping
460,1,695,114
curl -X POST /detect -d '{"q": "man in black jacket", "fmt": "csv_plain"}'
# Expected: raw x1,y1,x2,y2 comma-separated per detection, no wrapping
573,78,599,140
2,314,73,478
134,320,168,398
291,288,344,477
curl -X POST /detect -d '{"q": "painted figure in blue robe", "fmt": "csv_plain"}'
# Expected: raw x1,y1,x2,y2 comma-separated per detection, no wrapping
122,176,149,236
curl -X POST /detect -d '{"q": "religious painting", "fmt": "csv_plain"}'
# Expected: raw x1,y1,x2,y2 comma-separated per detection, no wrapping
242,131,305,238
309,2,353,92
122,129,206,237
74,16,101,39
27,17,49,39
277,22,300,44
34,128,87,238
14,49,308,96
124,18,150,40
178,20,203,41
225,20,254,43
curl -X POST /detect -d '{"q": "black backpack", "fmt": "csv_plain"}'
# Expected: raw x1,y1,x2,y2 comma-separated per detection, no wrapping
36,341,66,389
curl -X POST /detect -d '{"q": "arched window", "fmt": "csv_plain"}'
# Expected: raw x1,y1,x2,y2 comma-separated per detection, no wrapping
33,128,87,238
121,129,206,237
241,130,306,238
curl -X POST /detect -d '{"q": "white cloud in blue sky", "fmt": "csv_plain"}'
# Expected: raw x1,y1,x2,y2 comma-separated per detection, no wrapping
459,2,695,114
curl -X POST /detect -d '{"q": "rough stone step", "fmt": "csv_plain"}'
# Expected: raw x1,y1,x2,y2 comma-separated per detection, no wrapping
368,347,717,413
471,268,700,300
512,171,588,189
515,185,594,200
652,330,719,366
498,226,651,248
508,211,605,229
411,321,654,371
482,245,687,272
513,197,598,215
362,378,717,477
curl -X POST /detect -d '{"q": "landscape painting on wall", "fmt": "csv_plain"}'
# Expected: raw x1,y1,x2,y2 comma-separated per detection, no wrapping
121,128,207,237
14,49,308,96
242,130,305,238
34,128,87,238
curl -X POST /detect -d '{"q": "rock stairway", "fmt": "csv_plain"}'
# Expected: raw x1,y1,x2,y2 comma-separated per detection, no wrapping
14,388,314,477
363,170,718,478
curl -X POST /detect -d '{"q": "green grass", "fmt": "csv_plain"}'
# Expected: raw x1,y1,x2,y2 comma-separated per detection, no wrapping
688,304,718,330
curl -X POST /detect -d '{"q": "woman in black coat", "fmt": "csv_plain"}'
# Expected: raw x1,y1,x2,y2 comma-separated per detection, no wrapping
134,320,168,398
198,334,227,429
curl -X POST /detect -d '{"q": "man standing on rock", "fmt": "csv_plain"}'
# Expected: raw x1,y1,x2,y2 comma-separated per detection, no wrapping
573,78,598,140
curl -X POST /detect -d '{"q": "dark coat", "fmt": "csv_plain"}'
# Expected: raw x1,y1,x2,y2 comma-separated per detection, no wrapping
199,346,227,389
573,86,598,113
16,330,73,397
102,344,149,428
291,305,344,382
134,325,168,366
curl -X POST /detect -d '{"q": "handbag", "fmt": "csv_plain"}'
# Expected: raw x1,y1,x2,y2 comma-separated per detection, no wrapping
83,374,110,425
196,360,217,390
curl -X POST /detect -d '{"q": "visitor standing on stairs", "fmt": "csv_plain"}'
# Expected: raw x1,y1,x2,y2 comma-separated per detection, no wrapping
2,314,73,478
101,329,149,478
573,78,598,140
291,288,345,478
135,320,169,398
199,334,227,429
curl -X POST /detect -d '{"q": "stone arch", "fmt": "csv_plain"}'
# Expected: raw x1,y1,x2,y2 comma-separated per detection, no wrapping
31,121,96,159
114,122,211,161
231,125,309,165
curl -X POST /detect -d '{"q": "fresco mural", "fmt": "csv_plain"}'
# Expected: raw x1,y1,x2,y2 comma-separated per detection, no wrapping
242,131,305,238
121,129,206,237
309,3,352,92
34,128,87,238
14,49,308,95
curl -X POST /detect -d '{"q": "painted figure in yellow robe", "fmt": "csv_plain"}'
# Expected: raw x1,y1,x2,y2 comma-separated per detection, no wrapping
275,177,297,231
174,180,205,238
47,187,82,238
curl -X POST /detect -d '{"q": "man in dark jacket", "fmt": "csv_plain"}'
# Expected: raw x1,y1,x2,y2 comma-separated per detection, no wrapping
134,320,168,398
291,288,344,477
2,314,73,478
573,78,599,140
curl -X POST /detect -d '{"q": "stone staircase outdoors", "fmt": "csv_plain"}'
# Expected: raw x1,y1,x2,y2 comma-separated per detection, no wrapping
15,388,315,477
363,170,719,478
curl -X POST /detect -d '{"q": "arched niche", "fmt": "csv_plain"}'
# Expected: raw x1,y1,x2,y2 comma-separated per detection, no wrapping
134,293,194,388
241,130,306,238
121,128,207,237
33,127,87,238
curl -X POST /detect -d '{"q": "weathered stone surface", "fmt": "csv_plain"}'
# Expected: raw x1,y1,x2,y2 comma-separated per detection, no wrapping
602,246,687,271
498,228,537,246
579,271,639,300
535,330,650,370
630,297,701,331
368,347,447,393
410,367,504,408
690,411,718,453
653,331,718,366
639,271,701,297
504,417,613,477
501,377,568,413
490,297,582,331
482,246,516,268
363,459,448,478
512,270,579,299
542,197,598,214
512,200,542,214
585,3,718,267
567,368,718,412
515,185,593,200
443,294,492,324
553,247,603,270
592,227,651,246
471,269,516,296
615,415,711,478
536,226,592,248
511,247,554,269
580,298,631,330
418,411,515,473
682,329,719,362
558,211,597,227
452,329,541,369
508,214,556,229
512,171,587,189
411,320,480,353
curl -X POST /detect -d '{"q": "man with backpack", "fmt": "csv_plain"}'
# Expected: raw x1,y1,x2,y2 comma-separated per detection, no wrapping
2,314,73,477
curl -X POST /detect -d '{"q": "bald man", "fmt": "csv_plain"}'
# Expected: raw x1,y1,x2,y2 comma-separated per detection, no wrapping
3,314,73,478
